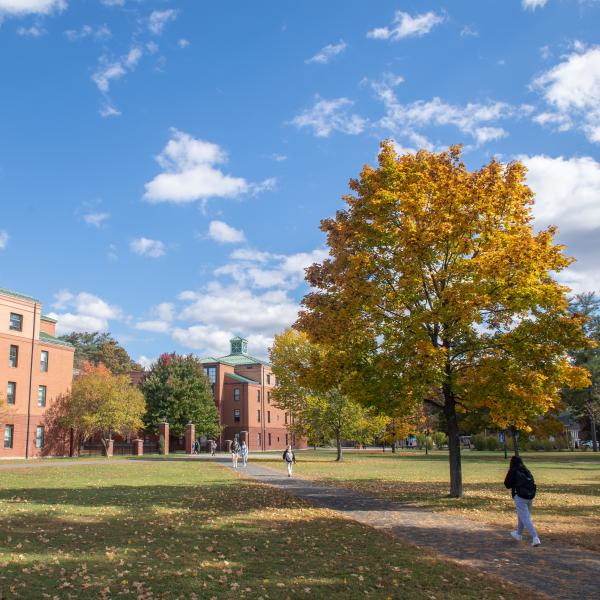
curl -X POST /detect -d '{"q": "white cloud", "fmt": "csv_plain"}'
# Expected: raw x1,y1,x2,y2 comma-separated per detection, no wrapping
370,76,529,148
208,220,246,244
0,230,8,249
272,153,287,162
155,302,174,321
0,0,65,16
148,9,177,35
291,96,366,137
178,38,190,48
48,290,122,334
522,0,548,9
130,237,166,258
532,46,600,143
143,130,258,204
305,39,347,64
16,25,45,36
522,154,600,232
65,24,111,41
83,212,110,227
179,283,299,335
460,25,479,38
215,247,329,290
137,355,155,370
135,319,170,333
367,10,444,41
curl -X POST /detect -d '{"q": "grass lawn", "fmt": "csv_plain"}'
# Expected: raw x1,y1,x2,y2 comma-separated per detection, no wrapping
0,460,525,599
257,450,600,552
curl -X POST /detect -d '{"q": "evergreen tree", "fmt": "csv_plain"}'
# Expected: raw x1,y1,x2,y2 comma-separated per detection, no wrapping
141,353,221,439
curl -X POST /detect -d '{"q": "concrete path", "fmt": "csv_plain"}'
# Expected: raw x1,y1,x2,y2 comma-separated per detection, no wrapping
224,459,600,600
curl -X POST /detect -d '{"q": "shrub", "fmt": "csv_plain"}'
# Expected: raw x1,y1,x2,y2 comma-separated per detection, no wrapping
472,433,487,451
432,431,447,449
485,436,501,451
416,433,433,451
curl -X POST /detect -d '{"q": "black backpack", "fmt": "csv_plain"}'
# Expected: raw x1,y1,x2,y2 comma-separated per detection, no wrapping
515,468,536,500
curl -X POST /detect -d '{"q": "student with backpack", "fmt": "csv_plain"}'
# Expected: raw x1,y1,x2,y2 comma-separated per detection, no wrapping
283,444,296,477
504,455,541,546
231,439,241,469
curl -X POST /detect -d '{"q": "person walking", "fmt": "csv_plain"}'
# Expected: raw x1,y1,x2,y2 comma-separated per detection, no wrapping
240,441,249,467
209,440,216,456
504,455,541,546
283,444,296,477
231,439,241,469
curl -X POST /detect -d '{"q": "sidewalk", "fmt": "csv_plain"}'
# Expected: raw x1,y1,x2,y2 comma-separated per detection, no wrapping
226,459,600,600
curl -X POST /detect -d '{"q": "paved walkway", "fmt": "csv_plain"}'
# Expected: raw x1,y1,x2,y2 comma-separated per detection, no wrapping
222,459,600,600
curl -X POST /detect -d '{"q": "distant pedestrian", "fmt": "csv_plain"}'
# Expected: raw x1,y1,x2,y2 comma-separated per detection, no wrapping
209,440,216,456
283,444,296,477
193,440,200,454
504,456,540,547
240,441,249,467
231,439,241,469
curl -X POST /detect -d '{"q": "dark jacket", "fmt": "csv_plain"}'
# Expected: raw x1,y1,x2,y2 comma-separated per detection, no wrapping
504,466,533,498
283,450,296,463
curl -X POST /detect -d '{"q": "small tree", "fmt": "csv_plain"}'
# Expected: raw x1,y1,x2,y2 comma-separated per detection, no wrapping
141,353,221,440
62,362,145,455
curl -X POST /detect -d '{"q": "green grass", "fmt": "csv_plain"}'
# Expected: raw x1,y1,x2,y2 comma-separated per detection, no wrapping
0,461,526,599
257,449,600,552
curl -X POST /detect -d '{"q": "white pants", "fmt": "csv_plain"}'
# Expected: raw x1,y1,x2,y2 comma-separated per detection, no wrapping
514,495,538,538
241,453,247,466
287,461,293,476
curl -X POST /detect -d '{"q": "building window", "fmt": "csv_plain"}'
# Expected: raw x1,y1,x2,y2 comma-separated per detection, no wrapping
9,345,18,368
40,350,49,372
285,433,289,445
234,409,241,423
257,390,260,402
267,391,271,404
277,414,279,421
257,410,261,423
204,367,217,384
266,373,271,385
257,433,261,447
285,413,288,425
38,385,47,407
4,425,13,449
36,426,44,449
7,382,16,405
267,411,271,423
268,433,272,446
9,313,23,332
234,388,240,401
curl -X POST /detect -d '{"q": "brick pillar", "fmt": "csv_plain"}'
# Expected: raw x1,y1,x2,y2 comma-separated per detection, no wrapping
185,423,195,454
134,439,144,456
159,422,169,455
240,431,248,446
104,439,114,458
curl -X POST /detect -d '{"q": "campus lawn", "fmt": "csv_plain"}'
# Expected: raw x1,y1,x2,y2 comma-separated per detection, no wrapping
0,461,525,600
258,450,600,552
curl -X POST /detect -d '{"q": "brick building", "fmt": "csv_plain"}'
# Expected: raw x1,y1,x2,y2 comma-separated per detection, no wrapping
200,337,301,451
0,288,75,458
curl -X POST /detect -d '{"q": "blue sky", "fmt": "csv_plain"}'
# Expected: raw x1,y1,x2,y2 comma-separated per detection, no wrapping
1,0,599,366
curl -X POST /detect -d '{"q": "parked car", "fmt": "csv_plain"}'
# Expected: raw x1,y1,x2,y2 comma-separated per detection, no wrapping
580,440,595,449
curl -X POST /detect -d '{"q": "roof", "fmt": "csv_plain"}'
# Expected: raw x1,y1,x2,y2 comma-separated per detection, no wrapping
225,372,259,384
40,332,74,349
0,287,40,303
199,353,270,367
219,353,270,366
41,315,57,323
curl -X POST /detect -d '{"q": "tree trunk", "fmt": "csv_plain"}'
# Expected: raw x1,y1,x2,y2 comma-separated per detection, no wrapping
588,390,598,452
511,427,520,456
382,441,386,452
391,441,396,453
336,432,343,462
443,387,463,498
